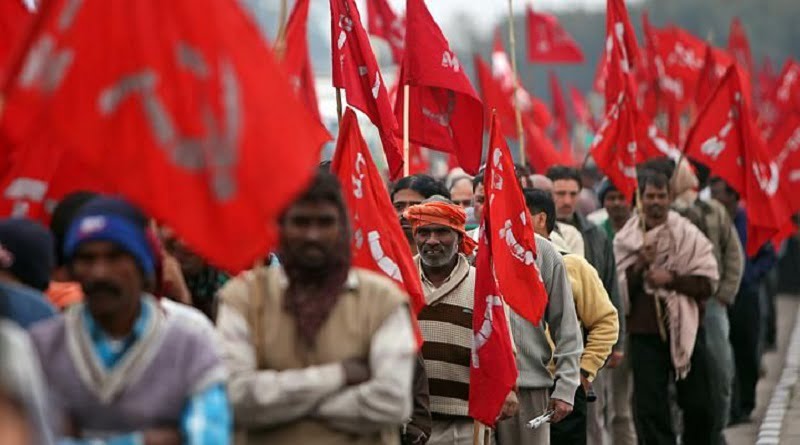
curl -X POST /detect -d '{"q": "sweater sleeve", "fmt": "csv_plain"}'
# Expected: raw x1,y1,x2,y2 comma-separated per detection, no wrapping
714,205,744,305
545,250,584,405
564,256,619,381
601,234,625,353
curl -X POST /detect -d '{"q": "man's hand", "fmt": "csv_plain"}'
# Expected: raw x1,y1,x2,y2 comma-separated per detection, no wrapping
548,398,573,423
580,374,591,393
636,243,657,269
143,428,182,445
497,390,520,421
606,350,624,369
342,358,370,386
646,268,674,288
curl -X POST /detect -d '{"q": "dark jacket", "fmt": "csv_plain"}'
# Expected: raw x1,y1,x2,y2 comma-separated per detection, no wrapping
0,282,56,329
403,355,432,444
570,213,624,352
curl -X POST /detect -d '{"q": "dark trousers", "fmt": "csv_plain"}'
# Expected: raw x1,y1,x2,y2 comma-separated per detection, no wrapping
629,332,713,445
729,286,762,419
550,385,587,445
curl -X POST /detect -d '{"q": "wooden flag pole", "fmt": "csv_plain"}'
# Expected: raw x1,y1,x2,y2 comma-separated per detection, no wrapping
403,84,411,177
508,0,526,166
336,88,344,124
274,0,290,58
472,420,482,445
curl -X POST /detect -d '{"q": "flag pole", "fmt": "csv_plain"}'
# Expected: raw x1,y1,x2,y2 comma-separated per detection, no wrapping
404,84,411,177
472,420,482,445
508,0,526,166
336,88,344,124
274,0,290,58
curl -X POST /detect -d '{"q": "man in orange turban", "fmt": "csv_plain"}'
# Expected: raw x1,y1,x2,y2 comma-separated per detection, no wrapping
403,197,478,258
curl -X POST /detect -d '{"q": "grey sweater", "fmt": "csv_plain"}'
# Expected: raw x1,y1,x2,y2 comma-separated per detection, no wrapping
509,235,583,404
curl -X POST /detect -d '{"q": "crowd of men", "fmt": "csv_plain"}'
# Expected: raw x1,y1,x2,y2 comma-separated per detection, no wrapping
0,156,797,445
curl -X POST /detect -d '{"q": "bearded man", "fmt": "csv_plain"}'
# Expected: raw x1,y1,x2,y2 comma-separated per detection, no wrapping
216,171,417,445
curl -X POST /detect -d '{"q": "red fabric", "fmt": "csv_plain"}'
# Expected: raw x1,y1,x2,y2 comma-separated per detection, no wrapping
331,108,425,347
593,51,607,94
0,0,33,85
728,18,753,75
771,59,800,113
492,31,552,130
591,0,640,200
684,66,792,256
697,44,723,109
282,0,326,129
468,229,518,428
0,0,330,273
395,0,483,175
667,105,681,146
638,116,680,161
648,26,706,111
331,0,403,179
548,71,573,162
569,83,595,130
604,0,639,108
524,118,564,174
404,200,477,255
758,56,777,103
767,111,800,214
407,142,429,175
526,8,584,64
367,0,404,64
485,114,548,325
475,54,517,138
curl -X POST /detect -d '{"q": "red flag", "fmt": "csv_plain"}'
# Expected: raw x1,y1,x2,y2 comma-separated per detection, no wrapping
651,26,707,110
525,118,564,174
772,59,800,113
767,111,800,214
604,0,640,106
526,8,584,63
667,105,681,146
549,70,570,130
593,51,607,94
367,0,404,64
396,0,484,174
485,113,548,324
282,0,325,127
696,44,724,109
331,108,425,345
728,18,753,75
638,116,681,161
684,66,791,255
590,93,640,200
331,0,403,178
408,142,430,175
492,31,552,130
0,0,330,273
569,83,594,130
758,56,777,101
468,228,518,428
475,54,517,138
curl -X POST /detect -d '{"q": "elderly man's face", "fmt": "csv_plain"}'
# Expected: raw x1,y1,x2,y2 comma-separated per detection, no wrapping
415,224,460,268
449,179,474,208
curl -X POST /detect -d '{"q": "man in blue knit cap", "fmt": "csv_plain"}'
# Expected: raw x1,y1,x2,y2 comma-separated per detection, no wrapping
29,197,230,445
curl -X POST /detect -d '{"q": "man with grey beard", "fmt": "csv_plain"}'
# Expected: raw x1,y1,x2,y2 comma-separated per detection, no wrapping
404,197,518,445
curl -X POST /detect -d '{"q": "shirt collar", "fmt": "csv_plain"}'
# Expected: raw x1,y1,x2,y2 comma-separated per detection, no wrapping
83,294,153,345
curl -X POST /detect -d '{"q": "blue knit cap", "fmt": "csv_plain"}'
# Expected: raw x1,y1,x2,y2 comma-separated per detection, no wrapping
63,197,155,279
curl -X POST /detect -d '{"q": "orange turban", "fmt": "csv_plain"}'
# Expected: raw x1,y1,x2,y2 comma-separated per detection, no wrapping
404,201,477,255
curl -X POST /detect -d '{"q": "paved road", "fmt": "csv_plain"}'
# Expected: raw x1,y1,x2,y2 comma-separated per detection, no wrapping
725,294,800,445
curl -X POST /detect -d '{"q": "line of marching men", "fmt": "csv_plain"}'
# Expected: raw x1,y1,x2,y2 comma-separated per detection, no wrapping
0,156,791,445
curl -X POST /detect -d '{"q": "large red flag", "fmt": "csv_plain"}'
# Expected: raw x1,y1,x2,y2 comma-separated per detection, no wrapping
485,113,548,324
525,118,564,174
396,0,484,174
367,0,404,64
767,111,800,214
468,227,518,428
331,108,425,345
684,66,791,255
604,0,640,107
728,17,753,75
0,0,330,273
649,26,706,110
331,0,403,178
526,8,584,63
569,83,595,130
282,0,325,127
549,71,573,161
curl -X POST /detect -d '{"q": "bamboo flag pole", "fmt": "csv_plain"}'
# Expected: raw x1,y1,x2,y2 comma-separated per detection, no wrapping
508,0,526,166
403,85,411,177
274,0,290,58
336,88,344,124
472,420,482,445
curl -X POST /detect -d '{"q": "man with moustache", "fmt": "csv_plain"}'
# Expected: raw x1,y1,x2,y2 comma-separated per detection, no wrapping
217,171,416,444
29,197,230,445
392,175,451,255
614,171,719,445
404,197,518,445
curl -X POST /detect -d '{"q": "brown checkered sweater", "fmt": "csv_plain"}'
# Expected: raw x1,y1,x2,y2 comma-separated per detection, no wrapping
416,255,475,418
